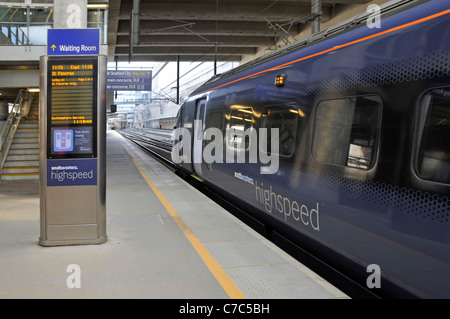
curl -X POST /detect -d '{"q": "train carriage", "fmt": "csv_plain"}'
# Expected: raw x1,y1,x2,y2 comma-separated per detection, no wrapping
172,0,450,298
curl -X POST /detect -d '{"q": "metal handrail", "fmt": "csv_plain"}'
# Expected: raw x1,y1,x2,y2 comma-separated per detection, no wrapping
0,89,34,176
0,3,54,45
0,5,108,46
0,22,31,45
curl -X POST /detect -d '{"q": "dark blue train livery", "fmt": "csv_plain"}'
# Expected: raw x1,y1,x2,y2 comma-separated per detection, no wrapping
173,0,450,298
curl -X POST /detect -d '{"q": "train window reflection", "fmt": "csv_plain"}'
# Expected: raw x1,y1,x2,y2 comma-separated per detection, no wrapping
196,103,205,139
208,112,224,132
417,88,450,184
183,113,191,128
261,104,298,157
228,108,253,149
205,112,224,154
312,95,382,170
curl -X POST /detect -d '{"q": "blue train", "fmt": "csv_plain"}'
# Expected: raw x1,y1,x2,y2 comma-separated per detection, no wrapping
172,0,450,298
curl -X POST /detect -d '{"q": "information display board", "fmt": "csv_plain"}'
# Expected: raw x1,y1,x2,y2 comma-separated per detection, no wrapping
107,69,152,91
39,29,107,247
47,57,98,159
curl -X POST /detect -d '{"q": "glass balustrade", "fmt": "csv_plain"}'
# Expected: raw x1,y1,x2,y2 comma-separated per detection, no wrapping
0,4,108,46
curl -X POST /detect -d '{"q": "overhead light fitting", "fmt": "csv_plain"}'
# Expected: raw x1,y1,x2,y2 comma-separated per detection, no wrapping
27,88,40,93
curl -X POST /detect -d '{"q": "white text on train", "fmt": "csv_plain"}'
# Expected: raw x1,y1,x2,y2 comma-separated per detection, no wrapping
255,181,320,231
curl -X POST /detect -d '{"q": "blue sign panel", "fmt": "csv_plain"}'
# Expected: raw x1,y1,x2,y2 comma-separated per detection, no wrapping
47,159,97,186
107,70,152,91
47,29,100,56
53,129,74,152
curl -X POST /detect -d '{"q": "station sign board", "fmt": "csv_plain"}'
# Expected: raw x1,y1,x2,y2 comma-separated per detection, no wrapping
46,158,97,187
107,69,152,91
47,28,100,56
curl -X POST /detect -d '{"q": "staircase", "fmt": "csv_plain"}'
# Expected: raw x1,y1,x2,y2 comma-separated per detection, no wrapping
1,96,39,181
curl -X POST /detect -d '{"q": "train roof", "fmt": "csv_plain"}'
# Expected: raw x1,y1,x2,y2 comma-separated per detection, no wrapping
193,0,433,94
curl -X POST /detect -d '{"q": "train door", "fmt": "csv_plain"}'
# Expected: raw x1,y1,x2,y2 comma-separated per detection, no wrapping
173,102,194,173
193,99,206,178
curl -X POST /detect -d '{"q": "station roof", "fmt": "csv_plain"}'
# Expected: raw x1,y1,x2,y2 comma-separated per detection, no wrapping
108,0,372,63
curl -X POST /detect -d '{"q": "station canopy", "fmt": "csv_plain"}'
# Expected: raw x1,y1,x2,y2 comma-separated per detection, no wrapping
108,0,372,63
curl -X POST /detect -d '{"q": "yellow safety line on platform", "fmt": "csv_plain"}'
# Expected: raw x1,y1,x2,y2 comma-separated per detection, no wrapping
121,140,246,299
2,173,39,176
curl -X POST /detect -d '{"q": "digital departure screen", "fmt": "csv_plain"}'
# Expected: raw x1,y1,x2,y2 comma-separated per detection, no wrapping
47,58,98,159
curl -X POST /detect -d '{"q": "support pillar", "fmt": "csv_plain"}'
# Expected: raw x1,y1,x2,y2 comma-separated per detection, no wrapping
176,55,180,105
312,0,321,34
53,0,87,29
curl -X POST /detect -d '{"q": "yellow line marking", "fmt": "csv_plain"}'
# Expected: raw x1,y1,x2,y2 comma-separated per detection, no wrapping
120,140,246,299
1,173,39,176
190,174,204,182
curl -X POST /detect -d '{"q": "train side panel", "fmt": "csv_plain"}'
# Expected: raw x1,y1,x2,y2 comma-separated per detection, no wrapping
175,0,450,298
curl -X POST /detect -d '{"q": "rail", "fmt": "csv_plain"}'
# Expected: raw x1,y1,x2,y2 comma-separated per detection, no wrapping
117,128,174,165
0,89,34,179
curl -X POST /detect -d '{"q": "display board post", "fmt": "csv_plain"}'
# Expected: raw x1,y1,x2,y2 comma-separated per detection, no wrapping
39,29,107,246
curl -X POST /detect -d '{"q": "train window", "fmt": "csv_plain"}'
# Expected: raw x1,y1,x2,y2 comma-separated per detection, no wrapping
312,95,382,170
183,113,191,128
175,107,183,129
416,88,450,184
208,112,224,132
205,112,224,152
228,108,253,149
196,103,205,139
260,104,299,157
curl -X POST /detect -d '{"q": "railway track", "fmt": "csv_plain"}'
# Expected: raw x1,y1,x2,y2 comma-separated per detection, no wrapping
117,128,174,168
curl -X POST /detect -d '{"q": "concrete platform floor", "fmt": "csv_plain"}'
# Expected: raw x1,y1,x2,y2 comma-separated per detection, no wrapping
0,130,348,299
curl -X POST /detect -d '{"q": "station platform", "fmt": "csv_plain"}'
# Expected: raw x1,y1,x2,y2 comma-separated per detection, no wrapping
0,130,349,299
